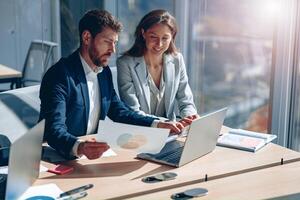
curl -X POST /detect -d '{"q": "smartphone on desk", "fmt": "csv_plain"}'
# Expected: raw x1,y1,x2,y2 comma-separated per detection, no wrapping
48,164,74,175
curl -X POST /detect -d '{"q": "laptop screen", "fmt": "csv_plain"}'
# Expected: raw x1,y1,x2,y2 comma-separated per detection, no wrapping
138,108,227,167
5,120,45,200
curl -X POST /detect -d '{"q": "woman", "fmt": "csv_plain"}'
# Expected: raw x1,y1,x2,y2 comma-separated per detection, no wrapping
117,9,198,125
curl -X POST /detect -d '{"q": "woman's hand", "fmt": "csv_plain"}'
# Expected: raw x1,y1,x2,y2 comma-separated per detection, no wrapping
179,114,200,127
157,121,184,135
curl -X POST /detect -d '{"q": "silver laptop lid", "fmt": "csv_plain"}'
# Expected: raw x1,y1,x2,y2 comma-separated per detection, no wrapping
178,108,227,167
5,120,45,200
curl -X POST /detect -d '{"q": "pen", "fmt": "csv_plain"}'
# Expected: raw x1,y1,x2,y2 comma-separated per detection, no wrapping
57,191,88,200
59,184,93,197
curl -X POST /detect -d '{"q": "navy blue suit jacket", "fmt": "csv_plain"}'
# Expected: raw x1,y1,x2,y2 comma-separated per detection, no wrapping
39,50,156,157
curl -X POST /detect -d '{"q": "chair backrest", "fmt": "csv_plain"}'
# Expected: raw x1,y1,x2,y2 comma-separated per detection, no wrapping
22,40,58,87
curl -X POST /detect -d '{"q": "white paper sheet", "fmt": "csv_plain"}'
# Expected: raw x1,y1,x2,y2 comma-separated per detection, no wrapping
96,120,169,154
18,183,63,200
39,165,49,173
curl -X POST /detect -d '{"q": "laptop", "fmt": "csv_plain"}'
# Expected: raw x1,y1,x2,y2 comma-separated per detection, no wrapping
4,120,45,200
137,108,227,167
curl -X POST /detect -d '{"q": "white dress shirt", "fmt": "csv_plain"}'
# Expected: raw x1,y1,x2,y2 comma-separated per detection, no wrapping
72,53,160,156
147,69,166,117
80,54,102,134
71,53,103,156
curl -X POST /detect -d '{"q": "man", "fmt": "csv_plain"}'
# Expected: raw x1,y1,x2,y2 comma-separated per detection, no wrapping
39,9,186,159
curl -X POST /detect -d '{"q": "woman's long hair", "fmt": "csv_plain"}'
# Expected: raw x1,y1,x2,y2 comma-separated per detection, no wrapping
125,9,178,57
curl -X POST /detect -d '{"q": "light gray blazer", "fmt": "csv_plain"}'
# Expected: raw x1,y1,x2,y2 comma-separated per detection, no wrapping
116,53,197,121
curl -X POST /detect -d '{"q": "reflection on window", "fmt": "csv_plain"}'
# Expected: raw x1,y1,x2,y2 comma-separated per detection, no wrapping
187,0,278,132
116,0,175,55
60,0,104,57
289,59,300,150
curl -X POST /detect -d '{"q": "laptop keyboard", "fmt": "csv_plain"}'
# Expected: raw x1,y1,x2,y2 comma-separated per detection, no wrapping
152,140,185,164
139,140,185,165
156,146,184,163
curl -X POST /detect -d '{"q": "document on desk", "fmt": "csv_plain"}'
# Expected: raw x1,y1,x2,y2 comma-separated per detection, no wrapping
217,129,277,152
96,120,169,154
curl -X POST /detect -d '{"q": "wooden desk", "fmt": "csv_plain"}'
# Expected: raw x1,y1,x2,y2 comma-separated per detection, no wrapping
36,143,300,199
131,161,300,200
0,64,22,89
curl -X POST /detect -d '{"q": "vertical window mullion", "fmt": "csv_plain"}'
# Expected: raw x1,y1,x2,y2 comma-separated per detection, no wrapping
271,0,297,147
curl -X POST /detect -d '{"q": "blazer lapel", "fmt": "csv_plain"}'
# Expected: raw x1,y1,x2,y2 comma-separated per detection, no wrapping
134,57,151,113
73,52,90,125
164,54,175,116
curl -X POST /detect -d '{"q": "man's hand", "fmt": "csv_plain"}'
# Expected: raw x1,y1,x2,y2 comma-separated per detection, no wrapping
77,138,110,160
157,121,184,135
179,114,200,127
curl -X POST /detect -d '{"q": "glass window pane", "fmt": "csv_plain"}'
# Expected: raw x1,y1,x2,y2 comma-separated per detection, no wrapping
187,0,278,132
60,0,104,57
289,59,300,150
0,1,46,90
116,0,175,55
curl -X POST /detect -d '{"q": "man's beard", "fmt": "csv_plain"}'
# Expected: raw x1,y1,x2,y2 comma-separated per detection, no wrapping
89,47,102,67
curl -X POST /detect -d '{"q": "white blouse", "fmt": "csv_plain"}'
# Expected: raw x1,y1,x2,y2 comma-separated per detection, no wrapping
147,68,166,118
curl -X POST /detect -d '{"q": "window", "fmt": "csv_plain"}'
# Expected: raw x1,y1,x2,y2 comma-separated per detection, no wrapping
289,63,300,150
186,0,279,132
116,0,175,55
60,0,104,57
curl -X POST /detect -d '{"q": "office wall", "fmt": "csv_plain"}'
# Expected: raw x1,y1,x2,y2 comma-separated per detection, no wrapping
0,0,52,71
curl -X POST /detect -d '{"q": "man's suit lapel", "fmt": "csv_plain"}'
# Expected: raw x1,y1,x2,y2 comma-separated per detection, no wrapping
73,51,90,125
164,54,175,116
134,57,151,113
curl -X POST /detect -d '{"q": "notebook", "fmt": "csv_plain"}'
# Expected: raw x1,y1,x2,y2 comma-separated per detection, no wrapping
217,129,277,152
137,108,227,167
4,120,45,200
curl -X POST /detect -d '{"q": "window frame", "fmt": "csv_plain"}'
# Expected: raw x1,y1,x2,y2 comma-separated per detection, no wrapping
270,0,298,147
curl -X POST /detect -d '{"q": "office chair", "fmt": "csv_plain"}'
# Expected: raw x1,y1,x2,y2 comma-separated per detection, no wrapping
21,40,58,87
